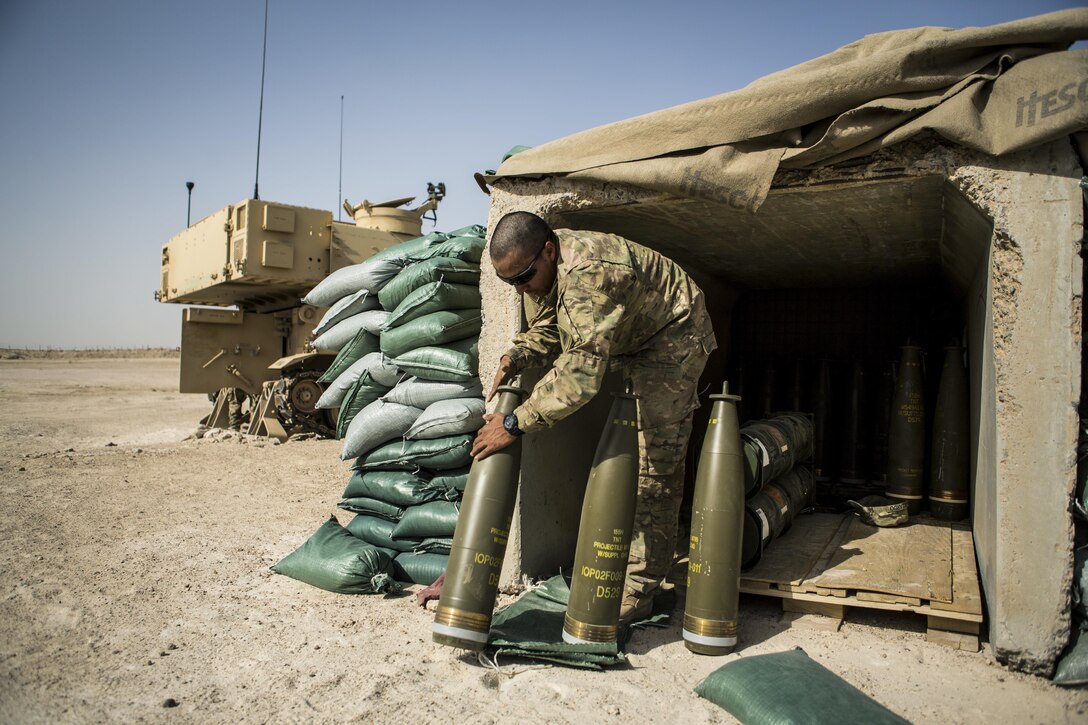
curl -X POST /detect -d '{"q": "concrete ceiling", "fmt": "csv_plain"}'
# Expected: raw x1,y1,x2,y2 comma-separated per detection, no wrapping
561,175,991,292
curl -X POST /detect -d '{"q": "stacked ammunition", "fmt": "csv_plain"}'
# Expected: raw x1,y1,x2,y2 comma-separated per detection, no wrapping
433,390,640,651
733,345,970,522
737,414,816,569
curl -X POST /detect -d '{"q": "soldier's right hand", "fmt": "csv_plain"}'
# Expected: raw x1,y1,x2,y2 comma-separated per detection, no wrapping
488,355,514,401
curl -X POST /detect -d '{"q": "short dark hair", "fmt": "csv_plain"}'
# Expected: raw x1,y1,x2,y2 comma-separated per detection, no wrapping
489,211,554,262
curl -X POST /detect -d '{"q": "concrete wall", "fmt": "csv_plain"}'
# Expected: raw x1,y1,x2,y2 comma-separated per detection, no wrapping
479,139,1083,674
947,142,1083,674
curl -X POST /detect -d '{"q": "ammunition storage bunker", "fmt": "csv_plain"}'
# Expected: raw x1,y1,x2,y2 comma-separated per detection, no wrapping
477,12,1088,675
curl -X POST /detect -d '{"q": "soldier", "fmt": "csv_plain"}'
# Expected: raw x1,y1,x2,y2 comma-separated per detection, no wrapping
472,211,716,622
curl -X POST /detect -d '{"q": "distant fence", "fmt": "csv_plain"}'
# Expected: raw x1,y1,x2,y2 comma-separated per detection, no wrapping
0,347,181,360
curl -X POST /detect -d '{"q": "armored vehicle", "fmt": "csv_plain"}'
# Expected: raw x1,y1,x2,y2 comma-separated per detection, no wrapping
157,186,443,437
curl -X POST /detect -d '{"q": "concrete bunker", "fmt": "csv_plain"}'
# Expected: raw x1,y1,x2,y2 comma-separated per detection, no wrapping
479,138,1083,675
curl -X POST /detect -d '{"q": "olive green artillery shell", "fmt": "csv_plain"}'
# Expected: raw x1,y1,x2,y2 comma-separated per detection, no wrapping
930,347,969,521
684,383,745,655
886,346,926,514
563,393,640,645
433,386,526,651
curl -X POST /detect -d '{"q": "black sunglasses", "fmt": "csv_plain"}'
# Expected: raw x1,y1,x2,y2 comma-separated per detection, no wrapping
497,240,549,286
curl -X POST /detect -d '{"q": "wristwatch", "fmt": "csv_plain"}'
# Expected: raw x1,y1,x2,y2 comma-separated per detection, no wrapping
502,412,524,437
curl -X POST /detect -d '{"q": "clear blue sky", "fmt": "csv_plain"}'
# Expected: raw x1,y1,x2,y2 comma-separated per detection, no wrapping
0,0,1080,348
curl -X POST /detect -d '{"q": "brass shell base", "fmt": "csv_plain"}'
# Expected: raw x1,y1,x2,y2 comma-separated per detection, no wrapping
432,606,491,651
562,614,617,644
682,613,737,655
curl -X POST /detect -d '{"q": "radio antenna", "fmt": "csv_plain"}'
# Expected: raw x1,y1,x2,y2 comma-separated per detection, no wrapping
338,95,344,221
253,0,269,200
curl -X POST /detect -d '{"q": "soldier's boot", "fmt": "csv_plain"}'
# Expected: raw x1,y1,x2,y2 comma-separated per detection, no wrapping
618,585,656,626
622,472,685,625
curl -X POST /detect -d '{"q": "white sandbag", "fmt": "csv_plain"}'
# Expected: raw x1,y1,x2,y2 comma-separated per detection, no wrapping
341,400,424,461
369,355,404,388
317,352,379,409
311,310,391,352
405,398,486,440
381,376,483,409
302,257,405,306
312,289,380,336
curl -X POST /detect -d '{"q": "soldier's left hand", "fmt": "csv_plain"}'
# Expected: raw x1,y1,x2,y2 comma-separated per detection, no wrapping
471,413,516,460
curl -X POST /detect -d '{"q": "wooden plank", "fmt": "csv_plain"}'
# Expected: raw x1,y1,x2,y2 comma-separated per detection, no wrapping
927,615,979,635
809,518,953,602
858,591,923,606
743,513,846,585
801,515,856,584
930,524,984,616
927,628,980,652
738,582,983,623
783,598,845,621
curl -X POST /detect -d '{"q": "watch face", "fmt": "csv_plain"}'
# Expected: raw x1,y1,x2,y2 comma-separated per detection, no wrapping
503,413,520,435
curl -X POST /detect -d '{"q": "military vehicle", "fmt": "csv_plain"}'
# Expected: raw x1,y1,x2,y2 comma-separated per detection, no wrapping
157,184,444,438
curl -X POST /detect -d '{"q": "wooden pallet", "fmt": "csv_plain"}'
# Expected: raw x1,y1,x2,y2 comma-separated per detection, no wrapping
739,512,984,651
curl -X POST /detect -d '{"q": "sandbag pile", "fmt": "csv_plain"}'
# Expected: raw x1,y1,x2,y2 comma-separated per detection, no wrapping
284,225,488,589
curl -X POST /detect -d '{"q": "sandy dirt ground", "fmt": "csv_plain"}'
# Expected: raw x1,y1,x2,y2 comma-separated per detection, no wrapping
1,357,1086,724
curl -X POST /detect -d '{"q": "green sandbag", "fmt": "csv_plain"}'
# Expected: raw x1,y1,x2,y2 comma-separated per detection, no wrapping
271,517,400,595
385,281,482,329
370,231,449,262
392,337,478,383
343,470,445,507
392,552,449,585
1054,624,1088,686
319,329,380,384
391,500,460,539
345,514,421,553
693,648,910,724
353,434,474,472
378,257,481,312
405,235,485,265
446,224,486,238
488,574,625,669
335,371,392,440
429,466,470,494
337,496,405,521
379,309,481,359
414,537,453,554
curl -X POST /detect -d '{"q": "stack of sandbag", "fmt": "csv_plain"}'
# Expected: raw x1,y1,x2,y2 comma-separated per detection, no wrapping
308,225,488,587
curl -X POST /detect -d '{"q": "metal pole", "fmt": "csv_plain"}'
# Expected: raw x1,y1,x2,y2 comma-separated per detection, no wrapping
186,181,195,226
253,0,269,200
338,95,344,221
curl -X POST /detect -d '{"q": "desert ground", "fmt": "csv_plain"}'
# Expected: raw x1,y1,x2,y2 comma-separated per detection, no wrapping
1,355,1085,723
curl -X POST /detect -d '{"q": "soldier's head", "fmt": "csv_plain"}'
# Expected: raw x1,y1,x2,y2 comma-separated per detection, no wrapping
489,211,558,296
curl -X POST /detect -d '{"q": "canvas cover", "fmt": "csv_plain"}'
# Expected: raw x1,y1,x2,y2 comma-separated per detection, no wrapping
483,9,1088,211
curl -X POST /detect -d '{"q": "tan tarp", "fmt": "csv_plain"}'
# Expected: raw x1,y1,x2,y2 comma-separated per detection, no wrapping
484,8,1088,211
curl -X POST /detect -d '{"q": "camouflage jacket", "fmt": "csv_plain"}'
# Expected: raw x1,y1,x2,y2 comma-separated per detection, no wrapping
507,229,716,433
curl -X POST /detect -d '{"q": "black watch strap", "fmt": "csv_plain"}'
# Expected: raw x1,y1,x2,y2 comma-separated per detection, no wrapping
503,412,524,437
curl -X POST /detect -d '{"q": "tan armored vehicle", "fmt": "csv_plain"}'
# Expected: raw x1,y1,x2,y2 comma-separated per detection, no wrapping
157,185,443,437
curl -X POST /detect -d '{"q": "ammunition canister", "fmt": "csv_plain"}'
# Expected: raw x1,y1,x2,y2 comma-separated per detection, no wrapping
788,358,806,413
813,359,834,482
432,385,527,651
930,346,969,521
758,360,777,419
563,392,640,645
839,360,867,484
684,382,744,655
886,345,926,514
870,360,895,486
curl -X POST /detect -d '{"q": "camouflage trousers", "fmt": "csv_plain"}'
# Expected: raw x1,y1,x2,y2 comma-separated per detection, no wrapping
623,332,712,596
224,387,250,430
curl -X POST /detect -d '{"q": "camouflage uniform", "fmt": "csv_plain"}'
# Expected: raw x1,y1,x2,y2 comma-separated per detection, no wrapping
504,229,717,596
224,387,250,431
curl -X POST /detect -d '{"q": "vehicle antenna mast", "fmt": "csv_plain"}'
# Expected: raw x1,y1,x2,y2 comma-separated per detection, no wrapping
253,0,270,200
